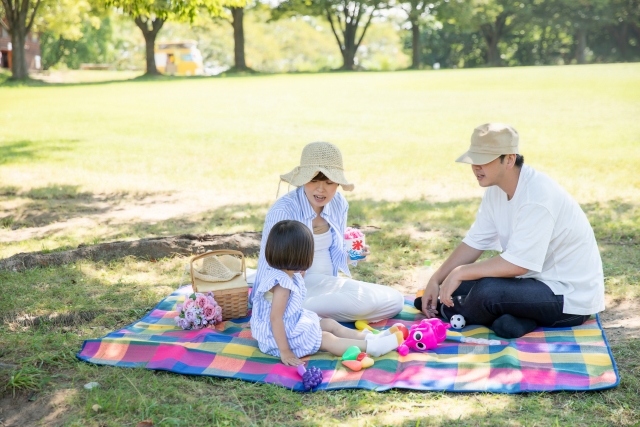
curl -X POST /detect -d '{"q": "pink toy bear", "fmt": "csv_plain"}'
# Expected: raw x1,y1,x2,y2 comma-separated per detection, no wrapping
397,318,451,356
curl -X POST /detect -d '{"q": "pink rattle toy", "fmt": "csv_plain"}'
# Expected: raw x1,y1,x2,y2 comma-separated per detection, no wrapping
397,318,502,355
397,318,450,356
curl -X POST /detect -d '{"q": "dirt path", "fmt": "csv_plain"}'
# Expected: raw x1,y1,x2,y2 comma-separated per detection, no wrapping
0,389,75,427
0,191,222,244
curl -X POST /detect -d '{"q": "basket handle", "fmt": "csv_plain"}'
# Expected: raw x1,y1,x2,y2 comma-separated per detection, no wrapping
190,250,247,288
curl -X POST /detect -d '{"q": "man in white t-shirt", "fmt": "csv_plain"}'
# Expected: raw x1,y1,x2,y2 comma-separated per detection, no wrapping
416,123,605,338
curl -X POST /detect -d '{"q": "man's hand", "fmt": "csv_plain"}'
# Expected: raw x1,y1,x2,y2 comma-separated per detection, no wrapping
439,267,463,307
280,351,303,366
421,279,440,318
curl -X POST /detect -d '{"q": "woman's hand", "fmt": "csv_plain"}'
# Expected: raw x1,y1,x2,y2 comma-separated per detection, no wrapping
439,267,463,308
280,351,303,366
356,244,371,262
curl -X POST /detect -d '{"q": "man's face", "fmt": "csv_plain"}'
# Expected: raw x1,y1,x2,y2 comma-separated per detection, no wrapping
471,157,508,188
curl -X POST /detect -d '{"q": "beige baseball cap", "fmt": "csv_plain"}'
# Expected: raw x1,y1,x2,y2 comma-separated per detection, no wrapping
455,123,519,165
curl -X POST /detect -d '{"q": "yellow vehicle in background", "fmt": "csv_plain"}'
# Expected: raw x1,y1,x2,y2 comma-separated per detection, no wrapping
155,41,204,76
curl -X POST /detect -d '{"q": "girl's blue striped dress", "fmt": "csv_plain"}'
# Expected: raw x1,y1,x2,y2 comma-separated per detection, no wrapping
251,268,323,358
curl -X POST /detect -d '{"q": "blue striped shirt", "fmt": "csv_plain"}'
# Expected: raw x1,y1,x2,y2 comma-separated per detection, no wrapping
252,186,351,305
250,269,322,358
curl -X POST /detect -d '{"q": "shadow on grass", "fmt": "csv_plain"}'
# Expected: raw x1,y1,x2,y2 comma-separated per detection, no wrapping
0,139,80,166
0,67,443,89
0,70,280,89
0,203,638,425
0,189,268,241
2,192,638,255
1,192,638,293
0,185,176,231
582,200,640,244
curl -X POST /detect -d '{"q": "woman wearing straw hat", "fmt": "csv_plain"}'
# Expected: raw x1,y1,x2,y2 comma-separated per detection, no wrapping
252,142,404,322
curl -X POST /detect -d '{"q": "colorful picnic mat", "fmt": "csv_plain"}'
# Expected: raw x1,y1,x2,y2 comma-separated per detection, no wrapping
77,285,619,393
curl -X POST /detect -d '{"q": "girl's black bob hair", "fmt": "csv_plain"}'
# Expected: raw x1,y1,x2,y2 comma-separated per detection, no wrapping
265,220,314,271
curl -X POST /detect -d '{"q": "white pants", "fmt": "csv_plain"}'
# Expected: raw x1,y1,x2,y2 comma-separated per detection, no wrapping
246,268,404,323
302,273,404,323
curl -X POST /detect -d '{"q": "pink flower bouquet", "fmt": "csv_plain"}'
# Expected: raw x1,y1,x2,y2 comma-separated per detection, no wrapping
344,227,366,262
174,292,223,330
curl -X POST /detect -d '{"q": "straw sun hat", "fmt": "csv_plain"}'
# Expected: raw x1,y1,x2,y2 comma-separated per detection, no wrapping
279,141,354,191
191,255,242,283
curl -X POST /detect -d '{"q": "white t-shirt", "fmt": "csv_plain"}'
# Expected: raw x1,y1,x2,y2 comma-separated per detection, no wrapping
462,165,604,315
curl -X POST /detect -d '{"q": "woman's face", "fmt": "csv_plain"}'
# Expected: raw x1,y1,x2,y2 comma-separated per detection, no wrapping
304,178,339,214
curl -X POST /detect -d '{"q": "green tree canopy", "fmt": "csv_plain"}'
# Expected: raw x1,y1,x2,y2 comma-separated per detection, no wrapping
273,0,389,70
107,0,244,74
437,0,534,66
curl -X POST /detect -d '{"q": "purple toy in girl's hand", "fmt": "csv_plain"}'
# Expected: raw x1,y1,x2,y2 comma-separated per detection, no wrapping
297,364,323,391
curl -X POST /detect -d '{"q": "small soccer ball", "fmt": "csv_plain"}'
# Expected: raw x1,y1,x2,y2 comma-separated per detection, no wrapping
450,314,466,329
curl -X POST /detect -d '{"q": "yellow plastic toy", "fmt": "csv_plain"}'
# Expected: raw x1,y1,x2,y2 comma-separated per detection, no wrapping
355,320,380,334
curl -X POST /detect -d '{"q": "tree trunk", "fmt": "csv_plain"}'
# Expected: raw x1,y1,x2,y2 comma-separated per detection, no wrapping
575,28,587,64
487,38,500,66
134,16,165,76
231,7,247,71
10,29,28,80
411,19,420,69
610,24,628,60
340,48,356,70
340,21,358,70
480,13,508,67
481,27,501,66
325,4,377,71
1,0,42,80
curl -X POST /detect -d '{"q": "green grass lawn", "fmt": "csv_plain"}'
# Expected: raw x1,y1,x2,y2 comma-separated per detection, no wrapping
1,64,639,426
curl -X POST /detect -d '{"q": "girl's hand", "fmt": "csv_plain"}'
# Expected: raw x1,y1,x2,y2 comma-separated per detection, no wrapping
280,351,303,366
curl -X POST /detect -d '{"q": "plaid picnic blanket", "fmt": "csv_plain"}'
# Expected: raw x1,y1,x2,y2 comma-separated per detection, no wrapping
77,286,619,393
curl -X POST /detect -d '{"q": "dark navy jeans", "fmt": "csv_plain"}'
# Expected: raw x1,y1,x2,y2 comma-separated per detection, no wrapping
443,277,590,328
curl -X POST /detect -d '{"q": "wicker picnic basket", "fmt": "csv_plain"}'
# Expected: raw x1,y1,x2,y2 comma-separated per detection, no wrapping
189,250,248,321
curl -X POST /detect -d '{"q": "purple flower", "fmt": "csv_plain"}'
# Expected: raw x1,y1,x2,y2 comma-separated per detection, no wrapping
184,298,196,311
176,303,183,313
206,292,216,304
203,304,216,320
184,308,197,324
175,316,189,329
195,294,207,308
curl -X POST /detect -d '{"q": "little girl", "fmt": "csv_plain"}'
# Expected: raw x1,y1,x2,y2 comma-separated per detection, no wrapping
251,220,403,366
